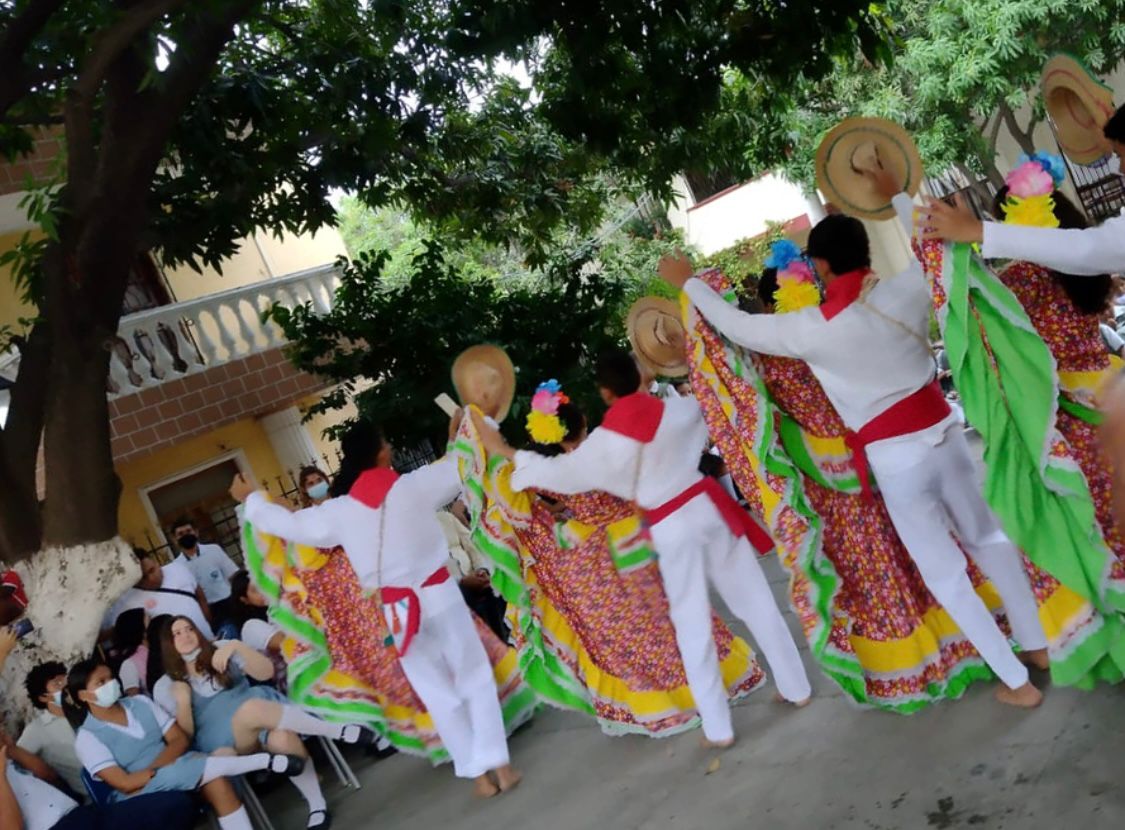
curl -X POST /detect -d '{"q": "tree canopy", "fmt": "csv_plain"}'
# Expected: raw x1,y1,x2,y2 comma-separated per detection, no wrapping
0,0,888,562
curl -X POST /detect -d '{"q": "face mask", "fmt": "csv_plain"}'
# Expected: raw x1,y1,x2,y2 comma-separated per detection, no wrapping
178,534,198,549
306,481,330,501
182,647,202,664
51,690,63,707
92,679,122,708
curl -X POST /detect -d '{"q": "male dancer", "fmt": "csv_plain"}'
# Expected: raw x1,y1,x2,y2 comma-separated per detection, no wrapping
668,210,1049,707
924,103,1125,275
474,349,812,748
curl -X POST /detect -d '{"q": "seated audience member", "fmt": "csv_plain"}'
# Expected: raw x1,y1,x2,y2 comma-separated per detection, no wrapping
112,610,149,696
103,552,214,640
438,501,509,642
229,571,287,693
1,742,198,830
65,658,303,830
144,615,174,695
18,663,84,797
154,616,374,829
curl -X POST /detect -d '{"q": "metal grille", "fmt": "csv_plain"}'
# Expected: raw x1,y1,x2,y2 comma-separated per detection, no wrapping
921,169,999,220
1058,152,1125,223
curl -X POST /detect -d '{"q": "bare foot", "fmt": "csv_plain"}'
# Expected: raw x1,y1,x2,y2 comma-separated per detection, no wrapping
773,691,812,708
1019,648,1050,671
699,736,735,749
473,774,499,799
494,765,522,793
995,682,1043,709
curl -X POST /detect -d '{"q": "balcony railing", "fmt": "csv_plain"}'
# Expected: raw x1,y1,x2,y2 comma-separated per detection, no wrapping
108,264,340,399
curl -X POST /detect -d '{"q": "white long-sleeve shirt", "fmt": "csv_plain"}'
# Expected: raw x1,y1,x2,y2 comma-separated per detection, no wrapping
683,201,955,477
510,395,708,510
244,461,463,617
981,210,1125,276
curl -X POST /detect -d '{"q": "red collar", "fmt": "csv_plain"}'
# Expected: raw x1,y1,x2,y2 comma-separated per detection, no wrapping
600,392,664,442
349,468,400,508
819,268,872,320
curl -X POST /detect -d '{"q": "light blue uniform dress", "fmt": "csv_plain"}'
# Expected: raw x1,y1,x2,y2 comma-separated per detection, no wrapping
189,662,286,753
78,697,207,801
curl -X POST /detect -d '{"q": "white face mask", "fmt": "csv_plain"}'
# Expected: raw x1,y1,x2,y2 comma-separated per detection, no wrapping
306,481,330,501
51,690,63,707
92,679,122,708
181,647,202,664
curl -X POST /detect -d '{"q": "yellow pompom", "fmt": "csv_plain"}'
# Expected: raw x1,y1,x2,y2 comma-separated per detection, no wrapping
774,278,822,314
1002,194,1060,229
526,410,566,444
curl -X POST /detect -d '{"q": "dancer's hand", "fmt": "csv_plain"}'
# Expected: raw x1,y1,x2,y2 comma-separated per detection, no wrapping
922,194,983,243
859,164,901,203
229,473,257,503
657,250,695,289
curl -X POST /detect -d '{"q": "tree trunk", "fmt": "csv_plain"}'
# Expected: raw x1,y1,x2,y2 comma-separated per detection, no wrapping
1000,101,1037,157
0,538,137,732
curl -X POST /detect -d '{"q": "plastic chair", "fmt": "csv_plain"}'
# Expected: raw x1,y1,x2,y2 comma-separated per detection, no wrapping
234,775,278,830
81,768,116,807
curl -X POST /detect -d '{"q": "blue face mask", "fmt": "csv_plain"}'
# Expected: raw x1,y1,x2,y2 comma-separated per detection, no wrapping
306,481,330,501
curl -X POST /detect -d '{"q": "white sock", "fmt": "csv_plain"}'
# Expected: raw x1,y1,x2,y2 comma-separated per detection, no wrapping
376,735,391,751
276,705,349,740
201,753,273,785
289,759,328,818
217,806,253,830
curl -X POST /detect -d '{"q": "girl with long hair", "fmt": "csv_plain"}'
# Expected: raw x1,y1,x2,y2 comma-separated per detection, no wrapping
153,616,373,829
65,658,302,830
112,609,148,696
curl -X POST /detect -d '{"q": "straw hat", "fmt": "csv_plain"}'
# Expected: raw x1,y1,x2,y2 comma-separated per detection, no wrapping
1041,54,1115,165
451,344,516,423
815,117,923,220
627,297,688,379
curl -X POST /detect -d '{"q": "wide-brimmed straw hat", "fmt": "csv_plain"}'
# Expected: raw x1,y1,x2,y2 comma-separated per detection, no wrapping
451,344,516,423
815,117,923,220
627,297,688,379
1041,54,1116,165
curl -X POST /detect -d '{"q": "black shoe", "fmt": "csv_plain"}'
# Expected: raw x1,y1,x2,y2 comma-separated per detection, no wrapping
308,809,332,830
365,742,398,760
268,753,306,778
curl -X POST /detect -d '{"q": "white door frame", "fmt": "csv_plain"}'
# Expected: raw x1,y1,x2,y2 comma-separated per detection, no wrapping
138,448,253,542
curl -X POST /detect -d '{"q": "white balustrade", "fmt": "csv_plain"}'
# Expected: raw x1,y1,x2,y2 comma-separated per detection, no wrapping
107,264,341,399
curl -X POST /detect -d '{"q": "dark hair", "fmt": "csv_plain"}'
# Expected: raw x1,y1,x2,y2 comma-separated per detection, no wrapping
63,657,105,729
699,452,725,479
1105,103,1125,144
113,608,146,662
132,546,150,562
757,267,779,308
992,186,1112,315
229,570,268,628
161,615,231,690
596,348,642,398
171,517,194,534
529,402,587,457
806,215,871,275
146,614,173,691
25,661,67,710
330,421,386,497
298,465,330,507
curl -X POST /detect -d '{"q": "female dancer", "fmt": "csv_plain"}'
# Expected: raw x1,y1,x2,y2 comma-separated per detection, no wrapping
154,616,373,828
65,658,302,830
453,382,766,735
236,422,525,798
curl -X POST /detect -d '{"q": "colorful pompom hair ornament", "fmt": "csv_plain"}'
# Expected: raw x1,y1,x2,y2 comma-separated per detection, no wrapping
526,379,570,444
767,240,821,314
1002,153,1063,229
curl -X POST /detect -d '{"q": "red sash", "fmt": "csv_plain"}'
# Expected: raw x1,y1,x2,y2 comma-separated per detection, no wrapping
380,566,451,656
844,380,951,501
646,477,774,555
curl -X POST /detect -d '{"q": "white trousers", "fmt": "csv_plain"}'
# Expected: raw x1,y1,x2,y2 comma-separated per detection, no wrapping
396,599,510,778
651,497,812,742
874,427,1047,689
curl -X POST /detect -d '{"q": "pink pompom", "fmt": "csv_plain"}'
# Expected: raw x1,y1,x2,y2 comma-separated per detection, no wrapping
531,389,559,415
782,260,815,283
1006,161,1054,199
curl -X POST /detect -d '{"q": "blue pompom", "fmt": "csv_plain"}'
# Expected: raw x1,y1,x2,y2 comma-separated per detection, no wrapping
764,239,802,270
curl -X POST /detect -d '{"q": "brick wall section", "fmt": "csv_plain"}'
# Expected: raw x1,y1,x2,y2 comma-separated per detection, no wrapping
110,347,326,465
0,128,64,197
